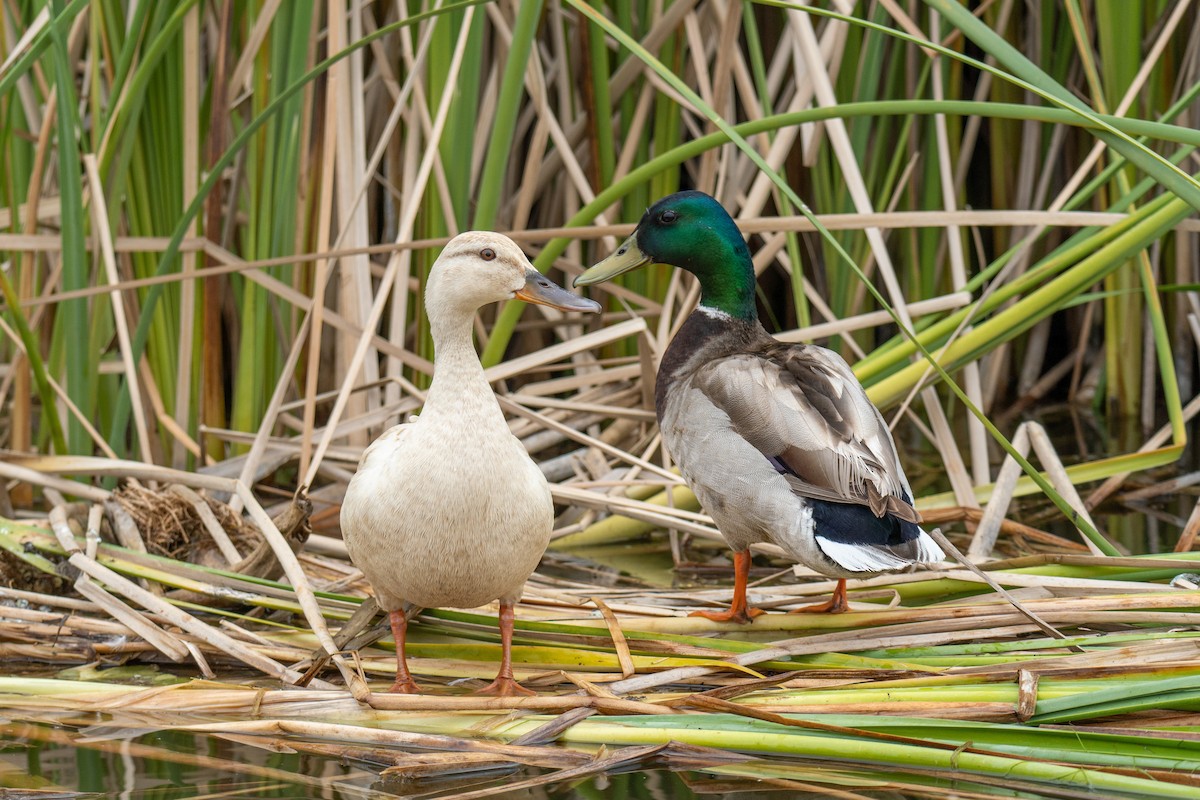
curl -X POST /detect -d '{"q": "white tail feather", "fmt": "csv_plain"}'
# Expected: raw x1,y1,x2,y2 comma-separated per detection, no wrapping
816,528,944,574
913,529,945,563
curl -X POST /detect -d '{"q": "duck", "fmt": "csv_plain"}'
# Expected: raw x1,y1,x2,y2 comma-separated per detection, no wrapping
341,231,600,693
575,191,943,622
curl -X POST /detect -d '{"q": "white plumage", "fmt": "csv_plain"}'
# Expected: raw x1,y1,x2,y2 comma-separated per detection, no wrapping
341,231,598,693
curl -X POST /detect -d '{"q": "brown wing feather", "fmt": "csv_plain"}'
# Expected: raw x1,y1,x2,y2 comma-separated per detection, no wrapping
691,343,918,521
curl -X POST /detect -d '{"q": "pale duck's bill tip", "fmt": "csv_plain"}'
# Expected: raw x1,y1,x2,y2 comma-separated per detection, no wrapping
574,234,650,287
514,269,601,313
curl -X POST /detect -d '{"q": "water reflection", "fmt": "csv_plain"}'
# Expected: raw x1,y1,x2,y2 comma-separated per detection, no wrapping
1,722,1110,799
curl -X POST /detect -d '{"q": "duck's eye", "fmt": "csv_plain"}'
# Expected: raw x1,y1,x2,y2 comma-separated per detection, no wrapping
659,210,678,224
480,248,496,261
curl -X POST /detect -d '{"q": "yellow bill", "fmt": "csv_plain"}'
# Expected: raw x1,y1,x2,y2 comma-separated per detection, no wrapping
573,234,650,287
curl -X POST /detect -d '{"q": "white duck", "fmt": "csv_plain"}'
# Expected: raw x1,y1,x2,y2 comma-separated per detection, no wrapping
341,232,600,694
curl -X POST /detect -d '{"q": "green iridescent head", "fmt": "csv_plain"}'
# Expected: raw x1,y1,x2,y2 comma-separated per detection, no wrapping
575,191,757,320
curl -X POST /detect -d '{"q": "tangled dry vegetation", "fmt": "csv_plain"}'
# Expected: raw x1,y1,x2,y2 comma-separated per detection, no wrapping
4,426,1200,794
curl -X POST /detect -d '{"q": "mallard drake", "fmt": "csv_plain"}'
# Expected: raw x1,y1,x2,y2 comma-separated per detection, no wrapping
575,191,943,622
341,232,600,693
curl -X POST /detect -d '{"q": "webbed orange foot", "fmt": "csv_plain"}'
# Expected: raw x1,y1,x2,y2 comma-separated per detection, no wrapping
388,677,421,694
690,549,765,624
689,606,766,625
788,578,850,614
474,675,536,697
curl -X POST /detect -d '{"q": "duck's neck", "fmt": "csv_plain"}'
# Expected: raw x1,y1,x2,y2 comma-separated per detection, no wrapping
689,242,758,322
422,312,508,429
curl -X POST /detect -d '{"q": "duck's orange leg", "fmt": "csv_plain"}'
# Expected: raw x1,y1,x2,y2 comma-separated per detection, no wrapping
475,601,535,696
689,550,766,624
387,609,421,693
790,578,850,614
